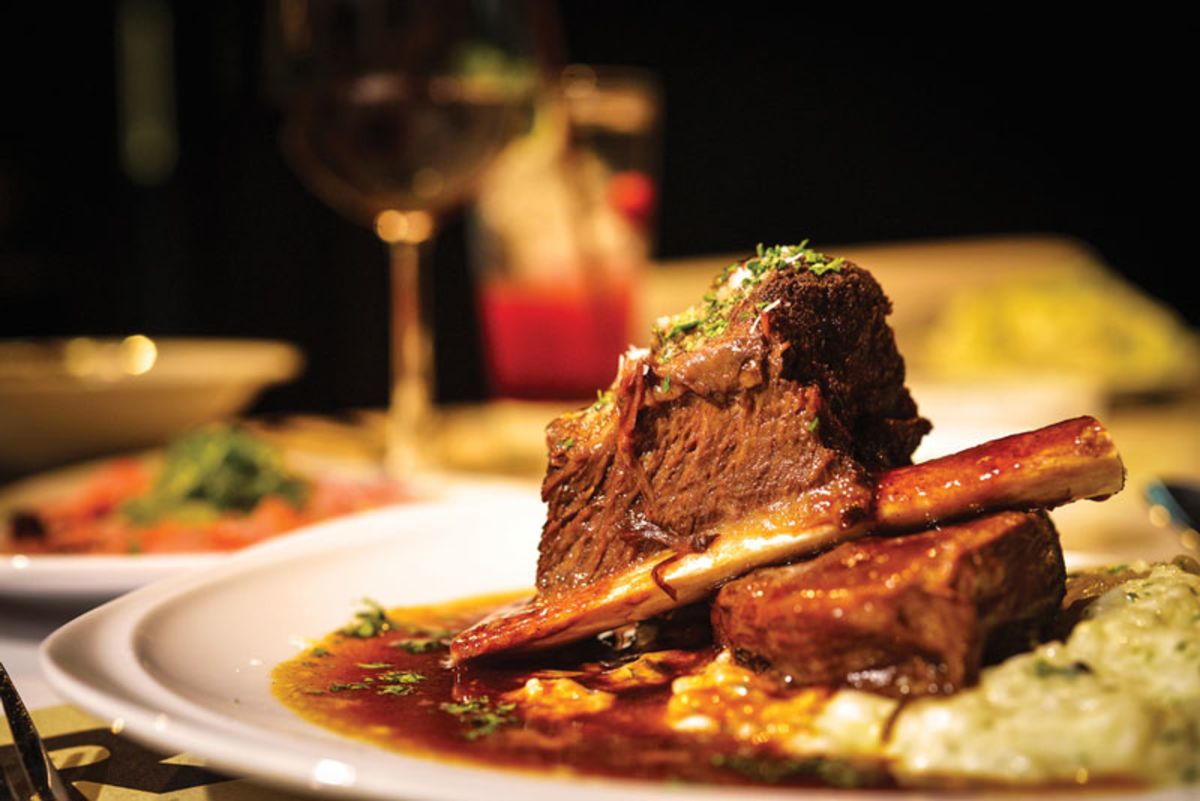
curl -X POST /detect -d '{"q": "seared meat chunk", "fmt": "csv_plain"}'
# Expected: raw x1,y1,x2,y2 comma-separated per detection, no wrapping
538,250,928,597
712,511,1065,696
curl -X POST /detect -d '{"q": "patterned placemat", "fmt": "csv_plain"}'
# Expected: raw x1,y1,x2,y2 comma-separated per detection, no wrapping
1,705,302,800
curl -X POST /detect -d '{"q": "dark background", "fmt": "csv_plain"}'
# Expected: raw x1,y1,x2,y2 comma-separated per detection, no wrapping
1,4,1191,415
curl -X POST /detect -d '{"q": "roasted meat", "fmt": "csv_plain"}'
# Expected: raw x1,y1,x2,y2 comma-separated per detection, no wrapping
712,510,1065,696
536,249,929,597
450,245,1126,665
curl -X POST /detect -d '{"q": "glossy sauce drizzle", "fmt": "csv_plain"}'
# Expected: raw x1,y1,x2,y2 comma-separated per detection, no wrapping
272,592,879,788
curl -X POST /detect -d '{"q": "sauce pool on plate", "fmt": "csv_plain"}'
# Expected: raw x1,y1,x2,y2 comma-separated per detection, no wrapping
271,592,883,788
273,562,1200,791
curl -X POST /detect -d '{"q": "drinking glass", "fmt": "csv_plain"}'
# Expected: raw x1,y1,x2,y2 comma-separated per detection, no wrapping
269,0,542,475
472,65,660,400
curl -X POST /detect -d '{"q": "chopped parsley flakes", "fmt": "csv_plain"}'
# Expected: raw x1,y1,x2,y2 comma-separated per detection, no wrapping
1032,659,1092,679
440,696,518,740
390,638,445,654
329,681,373,692
653,241,844,362
376,684,417,696
328,667,426,696
388,622,454,653
340,598,394,638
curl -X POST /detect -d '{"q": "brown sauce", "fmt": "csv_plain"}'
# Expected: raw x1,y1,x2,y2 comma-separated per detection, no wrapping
271,592,889,789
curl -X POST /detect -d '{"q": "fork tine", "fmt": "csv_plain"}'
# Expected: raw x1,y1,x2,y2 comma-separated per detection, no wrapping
0,663,72,801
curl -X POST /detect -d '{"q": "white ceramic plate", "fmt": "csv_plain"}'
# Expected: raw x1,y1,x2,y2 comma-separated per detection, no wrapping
0,337,303,473
0,464,525,603
41,486,1190,801
0,457,223,600
0,551,224,601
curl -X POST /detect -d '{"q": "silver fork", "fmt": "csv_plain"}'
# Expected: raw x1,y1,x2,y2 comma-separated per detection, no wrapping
0,662,71,801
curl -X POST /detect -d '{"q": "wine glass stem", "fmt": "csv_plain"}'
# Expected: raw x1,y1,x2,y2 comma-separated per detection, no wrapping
388,238,435,477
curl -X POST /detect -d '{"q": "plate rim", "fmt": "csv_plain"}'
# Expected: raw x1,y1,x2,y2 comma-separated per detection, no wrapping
0,551,226,600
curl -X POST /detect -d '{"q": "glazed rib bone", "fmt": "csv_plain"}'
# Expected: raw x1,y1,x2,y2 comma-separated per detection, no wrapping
450,416,1124,663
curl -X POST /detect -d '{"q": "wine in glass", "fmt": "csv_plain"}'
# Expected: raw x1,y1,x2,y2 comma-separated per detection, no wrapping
270,0,542,475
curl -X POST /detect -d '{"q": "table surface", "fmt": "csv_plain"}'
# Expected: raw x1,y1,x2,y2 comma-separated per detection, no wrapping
3,234,1198,799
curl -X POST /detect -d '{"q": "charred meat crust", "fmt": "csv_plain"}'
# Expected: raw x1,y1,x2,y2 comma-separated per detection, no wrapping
536,263,930,597
711,510,1066,697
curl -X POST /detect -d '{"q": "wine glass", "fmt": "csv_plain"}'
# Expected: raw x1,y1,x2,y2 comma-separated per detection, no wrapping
268,0,543,476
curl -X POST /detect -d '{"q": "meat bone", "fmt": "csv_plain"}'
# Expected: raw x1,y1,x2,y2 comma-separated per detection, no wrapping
451,416,1124,663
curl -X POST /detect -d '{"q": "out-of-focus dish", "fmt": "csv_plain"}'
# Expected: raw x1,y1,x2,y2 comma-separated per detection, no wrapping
917,265,1200,396
1,424,404,556
0,423,406,600
0,551,225,601
0,336,302,472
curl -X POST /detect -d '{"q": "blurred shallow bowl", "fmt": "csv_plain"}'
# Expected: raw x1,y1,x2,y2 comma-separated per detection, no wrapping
0,337,303,473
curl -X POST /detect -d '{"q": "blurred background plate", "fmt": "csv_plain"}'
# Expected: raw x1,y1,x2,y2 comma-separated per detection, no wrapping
0,550,223,602
0,450,223,600
0,337,303,473
0,446,530,603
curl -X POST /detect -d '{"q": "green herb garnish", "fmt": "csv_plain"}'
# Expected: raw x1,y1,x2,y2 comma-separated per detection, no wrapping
810,256,845,276
122,425,308,525
666,317,701,339
356,662,392,670
1032,659,1092,679
653,242,844,363
328,682,373,692
591,389,614,411
376,684,416,696
406,624,454,638
340,598,394,638
371,670,426,695
387,623,454,652
440,696,518,740
390,639,444,654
